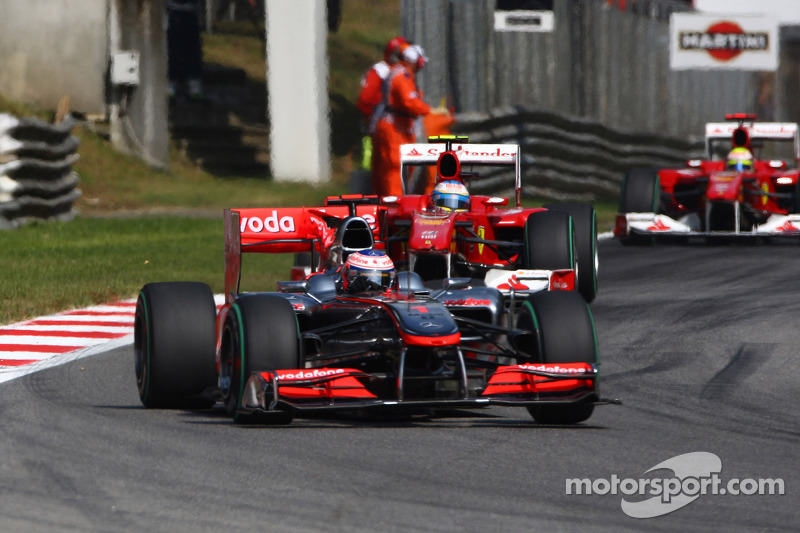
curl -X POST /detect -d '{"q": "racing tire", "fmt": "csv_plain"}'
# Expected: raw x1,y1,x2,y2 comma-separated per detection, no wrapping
523,210,574,271
543,203,598,303
134,282,217,409
221,294,299,424
619,168,659,245
515,291,598,425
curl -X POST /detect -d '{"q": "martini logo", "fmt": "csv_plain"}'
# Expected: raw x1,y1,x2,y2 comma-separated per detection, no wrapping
679,21,768,62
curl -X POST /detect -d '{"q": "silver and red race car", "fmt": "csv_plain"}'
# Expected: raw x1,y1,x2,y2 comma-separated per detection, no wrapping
615,114,800,242
133,209,613,426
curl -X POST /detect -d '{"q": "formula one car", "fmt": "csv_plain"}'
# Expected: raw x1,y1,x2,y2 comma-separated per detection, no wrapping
133,209,611,426
385,136,598,303
615,114,800,242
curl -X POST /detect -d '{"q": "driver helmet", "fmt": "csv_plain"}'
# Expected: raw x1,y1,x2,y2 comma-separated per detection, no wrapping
431,180,470,212
343,249,395,290
726,147,754,172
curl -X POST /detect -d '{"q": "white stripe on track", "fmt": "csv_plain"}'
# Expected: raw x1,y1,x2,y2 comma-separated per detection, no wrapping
31,315,134,324
0,336,111,347
8,324,133,333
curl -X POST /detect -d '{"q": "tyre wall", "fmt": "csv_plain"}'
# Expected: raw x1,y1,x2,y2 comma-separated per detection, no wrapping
452,106,704,202
0,113,81,229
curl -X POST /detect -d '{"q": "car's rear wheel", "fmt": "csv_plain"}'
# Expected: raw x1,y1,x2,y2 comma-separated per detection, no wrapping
134,282,217,409
523,210,574,271
515,291,597,424
544,203,598,303
619,168,660,245
220,294,299,424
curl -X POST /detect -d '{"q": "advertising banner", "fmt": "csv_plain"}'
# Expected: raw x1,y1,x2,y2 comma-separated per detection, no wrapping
670,13,778,70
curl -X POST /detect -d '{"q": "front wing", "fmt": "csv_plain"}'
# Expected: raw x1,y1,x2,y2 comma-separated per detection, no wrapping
618,212,800,238
238,363,609,416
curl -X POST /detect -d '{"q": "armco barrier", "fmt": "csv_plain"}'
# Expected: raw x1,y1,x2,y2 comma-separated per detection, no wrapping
452,106,704,201
0,113,81,229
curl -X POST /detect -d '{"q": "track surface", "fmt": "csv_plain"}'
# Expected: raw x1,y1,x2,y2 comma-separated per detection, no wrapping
1,239,797,532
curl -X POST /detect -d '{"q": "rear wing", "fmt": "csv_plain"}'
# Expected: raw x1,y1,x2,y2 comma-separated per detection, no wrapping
223,204,382,301
704,122,800,164
399,142,522,207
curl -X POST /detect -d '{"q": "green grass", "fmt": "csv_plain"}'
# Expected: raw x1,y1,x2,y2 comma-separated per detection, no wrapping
0,217,291,324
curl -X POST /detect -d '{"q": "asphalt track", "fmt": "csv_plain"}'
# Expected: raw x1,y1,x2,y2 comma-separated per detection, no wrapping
1,238,798,532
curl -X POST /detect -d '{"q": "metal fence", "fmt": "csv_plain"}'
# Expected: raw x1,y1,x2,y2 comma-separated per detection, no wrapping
401,0,779,140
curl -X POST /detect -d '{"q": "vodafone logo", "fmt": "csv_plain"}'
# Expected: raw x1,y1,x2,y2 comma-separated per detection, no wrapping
277,368,345,380
240,210,296,234
518,364,590,374
679,21,768,62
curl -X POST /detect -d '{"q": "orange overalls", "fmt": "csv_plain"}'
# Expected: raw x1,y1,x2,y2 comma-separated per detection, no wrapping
370,64,431,197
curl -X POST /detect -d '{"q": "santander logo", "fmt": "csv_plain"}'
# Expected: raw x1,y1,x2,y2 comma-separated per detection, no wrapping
240,210,296,233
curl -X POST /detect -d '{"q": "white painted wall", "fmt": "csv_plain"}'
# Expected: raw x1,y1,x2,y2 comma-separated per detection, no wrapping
0,0,107,113
265,0,330,183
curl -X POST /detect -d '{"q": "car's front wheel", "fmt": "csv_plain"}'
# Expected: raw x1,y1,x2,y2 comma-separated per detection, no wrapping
523,209,575,271
619,168,660,245
544,203,598,303
515,291,598,424
220,294,300,424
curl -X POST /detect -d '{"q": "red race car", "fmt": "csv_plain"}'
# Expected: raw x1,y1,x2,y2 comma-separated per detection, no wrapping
616,114,800,242
382,136,598,303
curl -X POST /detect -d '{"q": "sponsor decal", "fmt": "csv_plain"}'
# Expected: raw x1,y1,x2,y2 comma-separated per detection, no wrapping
443,298,491,306
518,363,590,374
240,211,296,233
417,218,449,225
551,279,570,290
477,226,485,255
566,452,785,519
680,21,768,62
405,146,516,159
777,220,799,232
277,368,345,381
647,219,671,232
497,274,530,290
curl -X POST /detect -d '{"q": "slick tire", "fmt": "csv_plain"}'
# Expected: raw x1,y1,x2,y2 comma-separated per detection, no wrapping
523,210,575,271
544,203,598,303
516,291,598,425
619,168,659,245
134,282,217,409
221,294,299,424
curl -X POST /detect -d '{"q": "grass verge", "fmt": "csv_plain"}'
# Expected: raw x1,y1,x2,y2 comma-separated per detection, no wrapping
0,217,291,325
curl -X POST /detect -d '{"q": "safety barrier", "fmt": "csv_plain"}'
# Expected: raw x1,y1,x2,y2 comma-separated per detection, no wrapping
0,113,81,229
453,106,704,202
